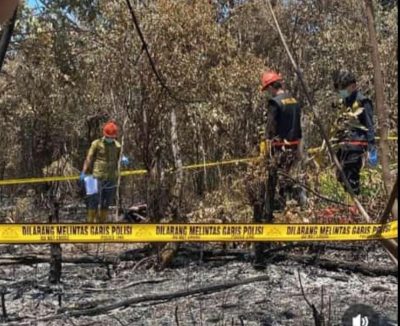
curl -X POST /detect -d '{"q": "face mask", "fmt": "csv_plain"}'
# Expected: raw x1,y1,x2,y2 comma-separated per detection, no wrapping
104,137,114,144
339,89,350,99
264,90,272,101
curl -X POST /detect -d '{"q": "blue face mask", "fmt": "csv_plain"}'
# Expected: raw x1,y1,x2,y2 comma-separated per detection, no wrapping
104,137,114,144
339,89,350,99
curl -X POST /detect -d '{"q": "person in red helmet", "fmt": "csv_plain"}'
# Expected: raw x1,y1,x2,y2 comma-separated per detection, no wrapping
254,70,304,270
80,120,129,222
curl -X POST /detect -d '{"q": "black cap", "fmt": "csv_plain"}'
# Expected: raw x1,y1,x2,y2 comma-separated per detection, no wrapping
332,70,356,90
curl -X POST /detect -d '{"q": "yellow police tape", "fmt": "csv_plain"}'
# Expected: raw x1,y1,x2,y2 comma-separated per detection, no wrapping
0,220,396,243
0,136,397,186
0,158,254,186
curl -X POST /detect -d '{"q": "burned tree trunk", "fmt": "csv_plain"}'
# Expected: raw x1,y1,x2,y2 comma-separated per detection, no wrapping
169,107,184,221
189,111,207,196
160,107,185,268
141,98,165,223
146,148,164,222
114,117,128,222
85,112,110,144
49,201,62,284
0,286,7,322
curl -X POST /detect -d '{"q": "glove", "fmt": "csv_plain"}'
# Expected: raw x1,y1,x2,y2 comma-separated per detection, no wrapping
259,139,271,157
121,155,130,167
79,172,86,182
259,140,266,156
367,147,378,167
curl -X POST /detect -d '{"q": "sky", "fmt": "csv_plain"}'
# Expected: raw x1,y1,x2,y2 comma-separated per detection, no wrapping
27,0,43,10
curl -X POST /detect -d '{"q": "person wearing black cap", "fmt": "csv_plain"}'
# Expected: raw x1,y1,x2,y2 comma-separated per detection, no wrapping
332,70,378,195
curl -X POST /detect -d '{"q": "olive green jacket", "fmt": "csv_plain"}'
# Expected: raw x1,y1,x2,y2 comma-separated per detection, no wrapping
87,137,121,181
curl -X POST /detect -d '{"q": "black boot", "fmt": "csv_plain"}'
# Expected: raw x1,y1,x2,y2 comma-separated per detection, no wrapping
253,243,266,270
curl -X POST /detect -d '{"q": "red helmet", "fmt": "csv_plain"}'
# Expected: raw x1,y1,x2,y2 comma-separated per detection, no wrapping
103,121,118,138
261,71,283,91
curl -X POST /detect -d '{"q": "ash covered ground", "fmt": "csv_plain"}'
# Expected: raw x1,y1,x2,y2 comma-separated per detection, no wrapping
0,242,397,326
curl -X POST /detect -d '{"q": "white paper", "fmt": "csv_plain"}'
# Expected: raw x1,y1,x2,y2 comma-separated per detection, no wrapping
84,175,98,195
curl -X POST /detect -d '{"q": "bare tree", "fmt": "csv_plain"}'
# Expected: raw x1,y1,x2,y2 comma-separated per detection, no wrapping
364,0,398,220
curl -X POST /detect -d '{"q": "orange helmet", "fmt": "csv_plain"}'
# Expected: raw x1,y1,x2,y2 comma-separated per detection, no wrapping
261,71,283,91
103,121,118,138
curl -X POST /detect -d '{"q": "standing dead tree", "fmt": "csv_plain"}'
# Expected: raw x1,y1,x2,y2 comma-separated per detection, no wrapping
379,176,398,225
0,286,8,322
85,112,110,144
48,201,62,284
159,106,186,268
43,153,79,283
363,0,398,220
298,270,324,326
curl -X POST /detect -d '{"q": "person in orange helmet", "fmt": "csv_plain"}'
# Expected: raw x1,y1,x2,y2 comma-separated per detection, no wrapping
80,120,130,223
254,70,304,270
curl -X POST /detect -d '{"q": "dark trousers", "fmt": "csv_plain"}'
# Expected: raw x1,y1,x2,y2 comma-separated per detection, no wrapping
265,147,299,219
336,147,364,195
86,180,116,210
253,146,299,268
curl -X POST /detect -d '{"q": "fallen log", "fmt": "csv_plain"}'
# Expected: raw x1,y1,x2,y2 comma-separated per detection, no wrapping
183,243,366,259
81,278,169,292
0,247,150,266
269,253,398,277
0,256,116,266
0,243,377,268
2,250,394,279
37,274,272,320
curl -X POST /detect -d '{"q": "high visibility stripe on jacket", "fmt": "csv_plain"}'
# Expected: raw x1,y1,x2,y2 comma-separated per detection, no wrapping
271,140,300,147
339,140,368,147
